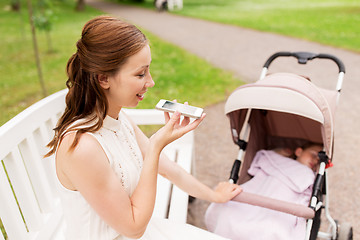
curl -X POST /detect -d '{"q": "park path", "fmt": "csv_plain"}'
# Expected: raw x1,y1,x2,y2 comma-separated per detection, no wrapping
87,0,359,238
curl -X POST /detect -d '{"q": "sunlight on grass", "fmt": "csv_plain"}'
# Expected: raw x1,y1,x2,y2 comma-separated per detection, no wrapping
121,0,359,53
177,0,359,52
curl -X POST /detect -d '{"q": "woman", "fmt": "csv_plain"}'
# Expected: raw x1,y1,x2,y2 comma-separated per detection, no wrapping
46,16,241,240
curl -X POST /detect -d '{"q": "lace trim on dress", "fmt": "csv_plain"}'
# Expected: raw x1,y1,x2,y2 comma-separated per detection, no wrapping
101,114,143,189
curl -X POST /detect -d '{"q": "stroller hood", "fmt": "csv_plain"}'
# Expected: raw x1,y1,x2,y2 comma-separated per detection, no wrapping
225,72,337,159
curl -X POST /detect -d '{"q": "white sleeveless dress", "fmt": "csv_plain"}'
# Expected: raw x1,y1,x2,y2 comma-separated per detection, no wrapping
56,111,228,240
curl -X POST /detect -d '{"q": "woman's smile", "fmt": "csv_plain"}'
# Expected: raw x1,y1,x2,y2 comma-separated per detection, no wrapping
136,91,146,101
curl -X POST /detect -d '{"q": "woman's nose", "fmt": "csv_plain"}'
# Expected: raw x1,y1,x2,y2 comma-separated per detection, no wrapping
146,74,155,88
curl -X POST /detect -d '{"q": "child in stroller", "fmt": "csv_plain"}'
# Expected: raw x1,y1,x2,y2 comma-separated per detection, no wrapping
203,52,353,240
205,142,322,240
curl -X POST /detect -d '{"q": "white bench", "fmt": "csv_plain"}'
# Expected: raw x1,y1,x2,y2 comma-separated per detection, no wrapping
0,89,194,240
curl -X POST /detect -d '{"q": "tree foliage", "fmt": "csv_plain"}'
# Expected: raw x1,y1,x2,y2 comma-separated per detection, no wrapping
33,0,55,52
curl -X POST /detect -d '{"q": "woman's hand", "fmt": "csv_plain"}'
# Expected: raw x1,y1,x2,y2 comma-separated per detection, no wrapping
150,108,206,152
211,182,242,203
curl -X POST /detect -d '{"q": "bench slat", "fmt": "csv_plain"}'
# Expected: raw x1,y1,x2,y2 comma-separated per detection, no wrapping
32,126,60,198
3,148,44,231
168,142,193,223
153,148,176,218
19,136,54,213
0,157,29,239
34,124,52,153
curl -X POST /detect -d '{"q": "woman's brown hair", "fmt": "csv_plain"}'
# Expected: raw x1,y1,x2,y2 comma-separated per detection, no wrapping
46,16,148,157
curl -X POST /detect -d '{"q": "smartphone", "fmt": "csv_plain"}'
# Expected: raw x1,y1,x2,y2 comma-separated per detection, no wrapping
155,99,204,119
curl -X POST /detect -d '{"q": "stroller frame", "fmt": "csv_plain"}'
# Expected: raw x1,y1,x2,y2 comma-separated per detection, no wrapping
226,52,352,240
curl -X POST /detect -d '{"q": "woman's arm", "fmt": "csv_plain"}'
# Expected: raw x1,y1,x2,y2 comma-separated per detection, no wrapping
128,112,242,203
158,152,242,202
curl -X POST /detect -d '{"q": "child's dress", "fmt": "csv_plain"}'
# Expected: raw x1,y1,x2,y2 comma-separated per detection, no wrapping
205,150,316,240
56,111,227,240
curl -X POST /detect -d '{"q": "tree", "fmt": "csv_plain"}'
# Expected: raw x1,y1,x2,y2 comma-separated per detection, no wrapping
76,0,86,11
11,0,21,11
26,0,47,97
33,0,55,53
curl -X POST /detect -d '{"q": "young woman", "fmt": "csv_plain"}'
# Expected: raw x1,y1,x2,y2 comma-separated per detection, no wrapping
46,16,241,240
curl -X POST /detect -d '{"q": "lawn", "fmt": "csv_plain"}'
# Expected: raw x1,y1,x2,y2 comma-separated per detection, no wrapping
0,0,241,126
117,0,360,53
0,1,102,125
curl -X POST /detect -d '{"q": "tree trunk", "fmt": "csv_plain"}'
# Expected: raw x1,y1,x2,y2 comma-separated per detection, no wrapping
46,31,54,53
11,0,21,11
76,0,86,11
26,0,48,97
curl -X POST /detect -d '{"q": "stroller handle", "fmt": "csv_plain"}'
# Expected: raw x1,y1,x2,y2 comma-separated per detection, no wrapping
263,51,346,73
232,191,315,219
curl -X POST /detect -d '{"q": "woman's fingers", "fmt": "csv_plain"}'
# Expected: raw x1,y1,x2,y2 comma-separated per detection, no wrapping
168,111,181,127
153,108,205,151
185,113,206,131
164,111,170,123
180,102,190,126
181,116,190,127
162,100,205,136
213,181,242,203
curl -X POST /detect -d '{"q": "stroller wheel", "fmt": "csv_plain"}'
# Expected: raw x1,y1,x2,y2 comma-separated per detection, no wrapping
336,221,353,240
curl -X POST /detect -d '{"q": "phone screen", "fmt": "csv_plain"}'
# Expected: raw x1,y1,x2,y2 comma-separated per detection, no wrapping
162,101,198,114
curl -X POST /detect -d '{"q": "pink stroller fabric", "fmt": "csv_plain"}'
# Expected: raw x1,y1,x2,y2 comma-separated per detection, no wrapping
205,150,315,240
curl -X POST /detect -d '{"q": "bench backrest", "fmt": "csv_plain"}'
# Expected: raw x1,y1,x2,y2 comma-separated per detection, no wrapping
0,90,193,240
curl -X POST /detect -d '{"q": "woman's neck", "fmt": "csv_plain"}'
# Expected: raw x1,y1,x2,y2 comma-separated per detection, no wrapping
107,106,122,119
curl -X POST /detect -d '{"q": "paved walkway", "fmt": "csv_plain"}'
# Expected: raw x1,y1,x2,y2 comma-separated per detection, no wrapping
88,0,359,238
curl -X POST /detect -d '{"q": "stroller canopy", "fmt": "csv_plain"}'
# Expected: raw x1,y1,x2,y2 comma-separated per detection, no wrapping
225,72,337,159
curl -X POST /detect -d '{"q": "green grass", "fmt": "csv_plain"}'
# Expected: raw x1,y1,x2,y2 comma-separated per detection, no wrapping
0,0,241,126
117,0,360,53
0,1,103,125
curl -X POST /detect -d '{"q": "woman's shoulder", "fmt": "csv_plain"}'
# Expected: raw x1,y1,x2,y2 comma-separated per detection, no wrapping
58,131,103,163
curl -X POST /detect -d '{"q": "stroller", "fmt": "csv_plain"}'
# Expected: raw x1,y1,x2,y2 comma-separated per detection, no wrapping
222,52,352,240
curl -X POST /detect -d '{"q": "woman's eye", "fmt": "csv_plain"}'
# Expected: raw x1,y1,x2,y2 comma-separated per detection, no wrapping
137,71,146,78
137,73,145,78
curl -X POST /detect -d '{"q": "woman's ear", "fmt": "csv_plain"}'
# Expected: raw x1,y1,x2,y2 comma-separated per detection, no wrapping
98,74,110,89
